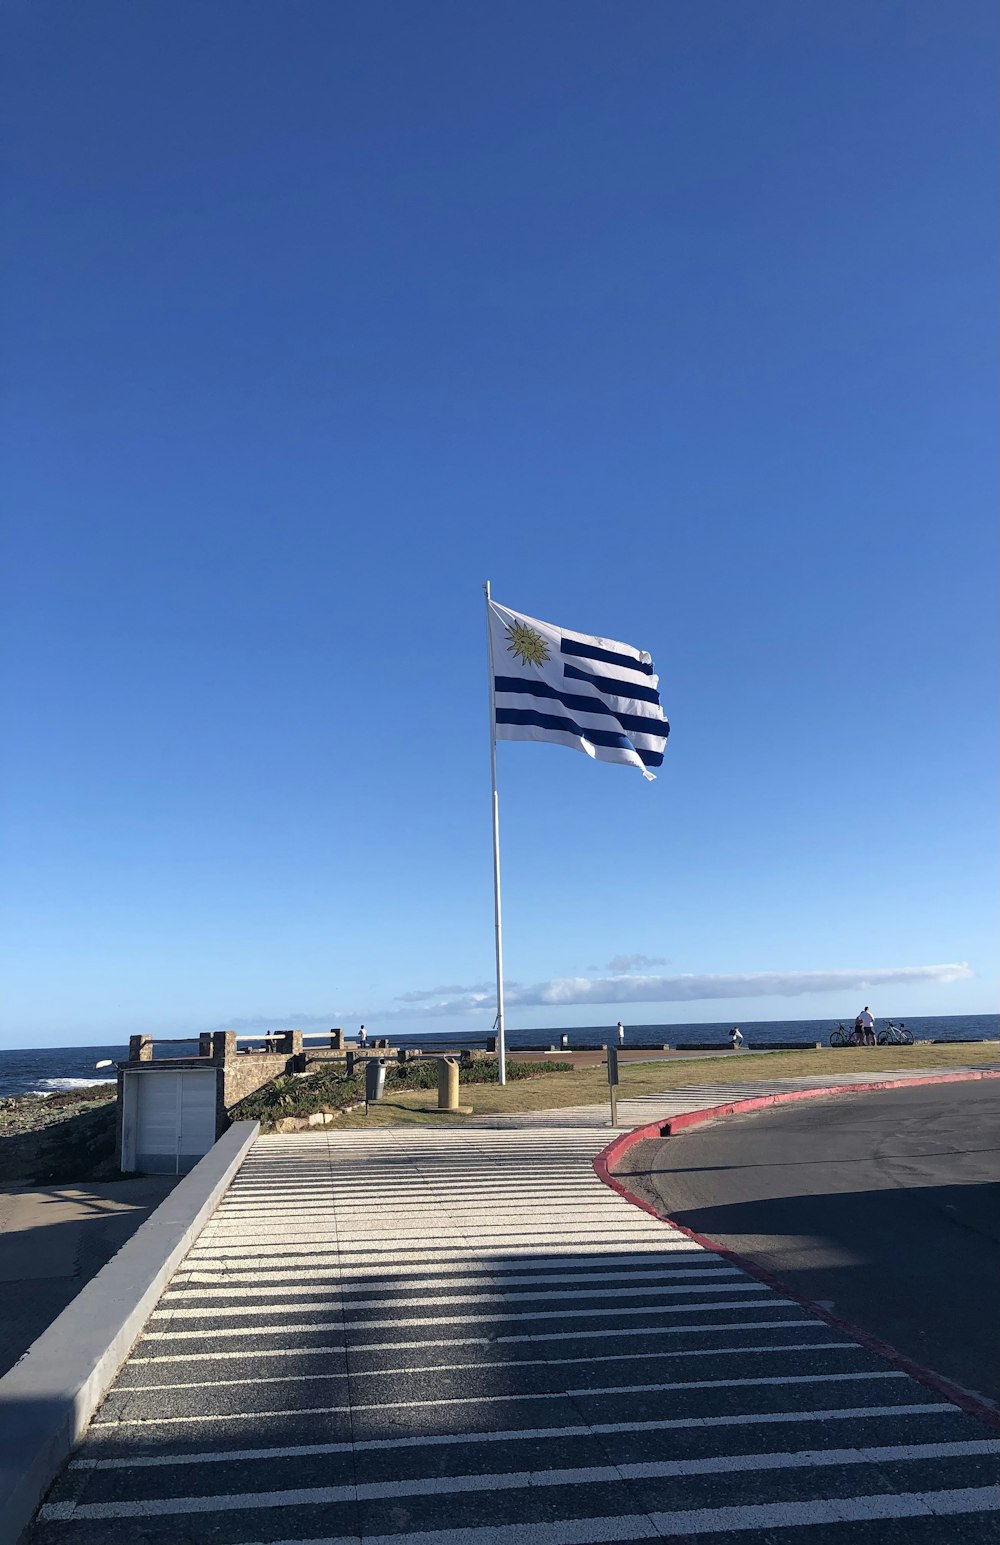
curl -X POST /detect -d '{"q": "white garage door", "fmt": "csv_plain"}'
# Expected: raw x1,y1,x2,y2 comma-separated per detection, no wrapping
124,1069,218,1174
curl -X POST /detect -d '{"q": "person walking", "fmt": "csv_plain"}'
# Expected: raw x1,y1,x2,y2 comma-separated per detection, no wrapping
858,1006,876,1046
729,1026,744,1049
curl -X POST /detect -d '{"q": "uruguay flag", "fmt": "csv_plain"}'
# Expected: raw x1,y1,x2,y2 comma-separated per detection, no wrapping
487,600,670,780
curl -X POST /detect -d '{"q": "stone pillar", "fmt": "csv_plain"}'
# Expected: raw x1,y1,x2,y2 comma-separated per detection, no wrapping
129,1035,153,1062
437,1057,460,1111
281,1029,303,1056
329,1028,345,1051
212,1031,237,1064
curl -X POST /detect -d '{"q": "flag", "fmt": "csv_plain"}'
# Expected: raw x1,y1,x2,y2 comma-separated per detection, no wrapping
487,599,670,780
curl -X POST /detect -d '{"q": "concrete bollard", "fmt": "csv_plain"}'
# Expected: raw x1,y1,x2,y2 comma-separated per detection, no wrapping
438,1056,460,1111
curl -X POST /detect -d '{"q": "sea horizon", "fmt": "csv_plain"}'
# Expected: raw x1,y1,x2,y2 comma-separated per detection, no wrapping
1,1011,997,1100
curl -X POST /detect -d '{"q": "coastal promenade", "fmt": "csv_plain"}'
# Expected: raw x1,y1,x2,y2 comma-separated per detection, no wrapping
27,1067,1000,1544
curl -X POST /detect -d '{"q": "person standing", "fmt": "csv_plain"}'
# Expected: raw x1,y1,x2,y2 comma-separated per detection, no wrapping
616,1021,625,1045
858,1006,876,1045
729,1026,744,1049
358,1024,368,1048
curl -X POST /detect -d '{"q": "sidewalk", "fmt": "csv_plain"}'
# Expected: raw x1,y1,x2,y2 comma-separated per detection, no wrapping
0,1177,177,1378
26,1069,1000,1544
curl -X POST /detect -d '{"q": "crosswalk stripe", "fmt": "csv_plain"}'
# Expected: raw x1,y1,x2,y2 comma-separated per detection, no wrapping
40,1463,1000,1522
174,1260,706,1288
159,1270,740,1303
139,1300,791,1341
124,1342,857,1390
128,1330,838,1368
36,1074,999,1544
150,1282,765,1319
94,1368,908,1428
69,1401,966,1469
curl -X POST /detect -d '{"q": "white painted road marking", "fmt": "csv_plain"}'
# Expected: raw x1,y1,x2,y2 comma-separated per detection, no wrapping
35,1077,1000,1544
69,1400,969,1469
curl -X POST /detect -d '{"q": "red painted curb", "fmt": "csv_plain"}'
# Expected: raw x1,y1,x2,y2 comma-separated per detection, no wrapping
594,1070,1000,1176
592,1070,1000,1434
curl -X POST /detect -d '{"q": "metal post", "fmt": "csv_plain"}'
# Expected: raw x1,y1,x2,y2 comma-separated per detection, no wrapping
607,1044,619,1126
484,580,507,1086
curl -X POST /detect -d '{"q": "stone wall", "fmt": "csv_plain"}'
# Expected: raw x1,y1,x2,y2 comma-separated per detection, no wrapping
221,1051,297,1110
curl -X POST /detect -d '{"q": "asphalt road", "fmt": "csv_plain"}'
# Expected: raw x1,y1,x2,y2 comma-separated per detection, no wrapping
616,1080,1000,1406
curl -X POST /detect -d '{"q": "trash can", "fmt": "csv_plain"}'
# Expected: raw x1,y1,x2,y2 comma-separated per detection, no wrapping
365,1059,386,1103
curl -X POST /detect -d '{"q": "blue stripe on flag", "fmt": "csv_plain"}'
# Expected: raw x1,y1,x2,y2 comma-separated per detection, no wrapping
562,663,662,706
560,637,654,676
494,676,669,742
495,708,665,768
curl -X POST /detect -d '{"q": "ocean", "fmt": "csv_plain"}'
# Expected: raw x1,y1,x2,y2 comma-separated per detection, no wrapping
1,1013,996,1099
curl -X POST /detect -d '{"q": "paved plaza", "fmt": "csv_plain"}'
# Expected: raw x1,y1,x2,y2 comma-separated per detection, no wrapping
26,1071,1000,1544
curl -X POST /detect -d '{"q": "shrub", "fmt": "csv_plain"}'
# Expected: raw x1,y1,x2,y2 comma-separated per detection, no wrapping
229,1055,572,1124
389,1058,570,1088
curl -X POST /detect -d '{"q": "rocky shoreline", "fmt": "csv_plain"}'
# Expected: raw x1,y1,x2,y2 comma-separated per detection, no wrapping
0,1085,118,1185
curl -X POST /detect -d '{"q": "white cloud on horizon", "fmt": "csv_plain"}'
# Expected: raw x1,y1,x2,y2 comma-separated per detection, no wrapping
209,962,973,1033
388,962,974,1016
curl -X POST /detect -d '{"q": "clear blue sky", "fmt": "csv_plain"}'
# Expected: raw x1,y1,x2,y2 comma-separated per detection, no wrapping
2,2,996,1047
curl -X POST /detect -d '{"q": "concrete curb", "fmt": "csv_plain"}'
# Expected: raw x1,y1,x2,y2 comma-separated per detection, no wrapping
592,1072,1000,1434
0,1119,259,1545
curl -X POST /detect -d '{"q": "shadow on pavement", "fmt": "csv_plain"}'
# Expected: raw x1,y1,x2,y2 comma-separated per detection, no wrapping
627,1171,1000,1407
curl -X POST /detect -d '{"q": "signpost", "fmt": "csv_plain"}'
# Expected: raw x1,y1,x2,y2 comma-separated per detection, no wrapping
606,1044,619,1126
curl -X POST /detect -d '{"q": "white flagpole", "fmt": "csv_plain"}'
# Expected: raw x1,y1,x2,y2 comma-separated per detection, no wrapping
483,580,507,1086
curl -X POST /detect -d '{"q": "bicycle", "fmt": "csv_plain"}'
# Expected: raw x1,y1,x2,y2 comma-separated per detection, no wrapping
829,1022,875,1047
877,1019,913,1046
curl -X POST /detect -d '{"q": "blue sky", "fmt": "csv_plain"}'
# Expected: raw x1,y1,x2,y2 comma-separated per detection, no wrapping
2,1,996,1048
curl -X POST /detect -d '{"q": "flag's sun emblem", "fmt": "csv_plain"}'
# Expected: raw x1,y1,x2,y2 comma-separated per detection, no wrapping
505,620,550,669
